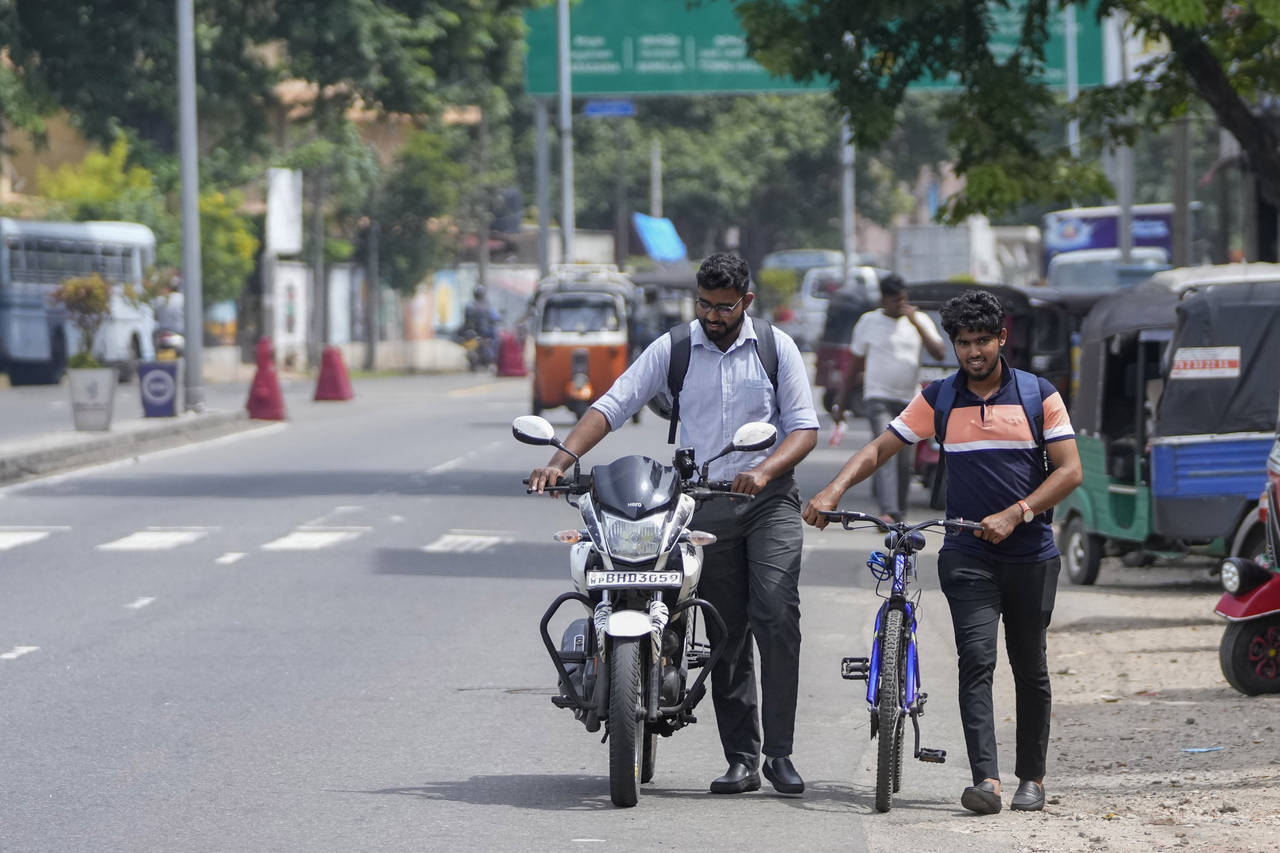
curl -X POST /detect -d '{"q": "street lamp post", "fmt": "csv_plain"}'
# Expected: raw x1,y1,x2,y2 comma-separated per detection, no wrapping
177,0,204,411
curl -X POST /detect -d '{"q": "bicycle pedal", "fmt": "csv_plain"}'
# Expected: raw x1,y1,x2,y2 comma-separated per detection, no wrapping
917,748,946,763
841,656,870,680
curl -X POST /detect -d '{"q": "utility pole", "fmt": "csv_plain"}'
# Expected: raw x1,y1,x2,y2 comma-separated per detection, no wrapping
557,0,575,263
176,0,204,411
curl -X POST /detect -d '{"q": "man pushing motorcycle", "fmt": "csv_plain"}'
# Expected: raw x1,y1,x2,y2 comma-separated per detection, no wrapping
528,252,819,795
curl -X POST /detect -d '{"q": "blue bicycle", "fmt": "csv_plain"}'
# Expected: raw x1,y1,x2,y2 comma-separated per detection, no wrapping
820,511,984,812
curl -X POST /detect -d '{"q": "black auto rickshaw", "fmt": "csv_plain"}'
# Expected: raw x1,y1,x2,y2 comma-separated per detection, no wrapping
1057,264,1280,584
629,267,696,358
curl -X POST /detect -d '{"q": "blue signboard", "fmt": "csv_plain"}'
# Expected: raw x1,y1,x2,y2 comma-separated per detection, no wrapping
584,98,636,117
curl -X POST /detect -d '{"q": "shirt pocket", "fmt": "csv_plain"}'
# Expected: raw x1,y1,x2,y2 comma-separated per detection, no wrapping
740,378,776,424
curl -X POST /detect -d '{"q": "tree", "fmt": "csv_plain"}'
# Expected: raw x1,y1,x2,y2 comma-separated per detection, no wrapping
375,125,465,293
733,0,1280,222
198,190,260,305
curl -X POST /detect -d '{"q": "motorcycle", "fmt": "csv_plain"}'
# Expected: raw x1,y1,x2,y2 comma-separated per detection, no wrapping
153,327,185,361
454,328,494,372
513,415,777,807
1215,480,1280,695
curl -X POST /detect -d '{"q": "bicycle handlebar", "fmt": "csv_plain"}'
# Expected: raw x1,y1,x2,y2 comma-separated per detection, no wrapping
817,511,984,537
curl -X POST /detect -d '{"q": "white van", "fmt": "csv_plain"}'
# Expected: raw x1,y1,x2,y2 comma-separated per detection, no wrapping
1045,246,1169,292
783,264,883,351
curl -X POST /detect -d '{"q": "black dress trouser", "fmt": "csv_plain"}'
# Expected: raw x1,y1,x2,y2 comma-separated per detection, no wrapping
937,549,1060,785
693,476,804,767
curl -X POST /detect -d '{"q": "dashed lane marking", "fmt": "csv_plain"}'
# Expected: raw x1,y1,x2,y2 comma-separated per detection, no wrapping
261,528,369,551
125,597,156,610
215,552,246,565
0,646,39,660
422,532,513,553
0,530,56,550
97,527,213,551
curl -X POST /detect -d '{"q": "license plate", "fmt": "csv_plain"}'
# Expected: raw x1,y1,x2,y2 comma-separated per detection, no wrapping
585,570,682,588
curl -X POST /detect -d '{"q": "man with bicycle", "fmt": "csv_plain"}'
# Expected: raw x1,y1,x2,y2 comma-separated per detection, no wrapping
802,289,1082,814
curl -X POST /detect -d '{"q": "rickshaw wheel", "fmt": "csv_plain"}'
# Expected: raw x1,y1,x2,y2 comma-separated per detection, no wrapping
1220,615,1280,695
1060,515,1102,585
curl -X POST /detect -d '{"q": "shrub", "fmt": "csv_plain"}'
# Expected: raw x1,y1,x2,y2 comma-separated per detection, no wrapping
51,274,112,368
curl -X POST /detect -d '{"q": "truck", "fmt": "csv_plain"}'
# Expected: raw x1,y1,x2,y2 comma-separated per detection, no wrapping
891,216,1002,284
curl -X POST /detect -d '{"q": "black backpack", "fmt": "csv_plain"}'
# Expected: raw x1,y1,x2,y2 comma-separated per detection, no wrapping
649,318,779,444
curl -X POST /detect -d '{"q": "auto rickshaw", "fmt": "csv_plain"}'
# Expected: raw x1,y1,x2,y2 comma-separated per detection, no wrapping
1057,264,1280,584
529,264,636,421
629,267,696,357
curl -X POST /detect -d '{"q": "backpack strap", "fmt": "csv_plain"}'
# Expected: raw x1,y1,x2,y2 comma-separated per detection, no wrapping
1011,367,1048,475
752,317,780,392
666,323,691,445
932,371,961,450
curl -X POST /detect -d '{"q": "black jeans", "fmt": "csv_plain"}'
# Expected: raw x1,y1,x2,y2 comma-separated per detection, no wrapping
693,476,804,767
937,549,1060,785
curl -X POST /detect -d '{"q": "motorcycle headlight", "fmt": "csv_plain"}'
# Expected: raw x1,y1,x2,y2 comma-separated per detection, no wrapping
1221,557,1272,596
600,515,666,562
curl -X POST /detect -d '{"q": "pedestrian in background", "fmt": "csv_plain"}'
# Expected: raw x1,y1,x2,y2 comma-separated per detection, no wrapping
528,252,819,796
833,274,946,524
802,289,1082,814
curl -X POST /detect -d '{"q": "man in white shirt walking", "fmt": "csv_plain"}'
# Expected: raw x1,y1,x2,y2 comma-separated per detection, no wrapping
838,274,946,522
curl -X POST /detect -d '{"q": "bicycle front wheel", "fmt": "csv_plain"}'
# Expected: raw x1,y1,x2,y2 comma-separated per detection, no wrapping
875,607,906,812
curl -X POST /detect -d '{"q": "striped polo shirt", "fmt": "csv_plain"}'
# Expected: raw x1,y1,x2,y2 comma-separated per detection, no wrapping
888,358,1075,562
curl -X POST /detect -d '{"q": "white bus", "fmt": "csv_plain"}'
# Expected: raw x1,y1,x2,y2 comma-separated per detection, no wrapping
0,218,157,384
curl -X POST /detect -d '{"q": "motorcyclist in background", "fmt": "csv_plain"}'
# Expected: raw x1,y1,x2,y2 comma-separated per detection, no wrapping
461,285,500,368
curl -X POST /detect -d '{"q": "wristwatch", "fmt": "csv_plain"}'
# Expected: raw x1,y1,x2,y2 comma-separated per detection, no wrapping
1017,499,1035,523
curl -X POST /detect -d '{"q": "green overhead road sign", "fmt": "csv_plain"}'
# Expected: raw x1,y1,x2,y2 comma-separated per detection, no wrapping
524,0,1103,98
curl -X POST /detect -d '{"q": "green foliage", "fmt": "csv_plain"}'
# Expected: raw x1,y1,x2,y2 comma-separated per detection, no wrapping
37,137,169,233
199,190,259,305
375,125,465,292
51,274,111,365
755,267,799,313
734,0,1280,216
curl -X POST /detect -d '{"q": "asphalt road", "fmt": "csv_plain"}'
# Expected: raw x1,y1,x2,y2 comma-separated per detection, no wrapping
0,375,1024,852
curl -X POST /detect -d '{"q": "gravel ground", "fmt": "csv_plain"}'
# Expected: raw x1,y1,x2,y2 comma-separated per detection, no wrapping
937,556,1280,852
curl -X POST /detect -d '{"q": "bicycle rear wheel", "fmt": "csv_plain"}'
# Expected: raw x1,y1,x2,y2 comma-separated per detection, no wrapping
875,607,906,812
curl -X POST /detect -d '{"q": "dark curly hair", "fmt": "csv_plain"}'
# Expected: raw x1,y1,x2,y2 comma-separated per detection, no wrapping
940,289,1005,341
696,252,751,295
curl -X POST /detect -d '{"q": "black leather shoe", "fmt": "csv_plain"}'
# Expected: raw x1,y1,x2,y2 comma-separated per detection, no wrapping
961,779,1002,814
1010,779,1045,811
761,755,805,795
709,761,760,794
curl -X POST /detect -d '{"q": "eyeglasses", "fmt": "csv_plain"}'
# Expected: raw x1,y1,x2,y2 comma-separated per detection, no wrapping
695,295,745,316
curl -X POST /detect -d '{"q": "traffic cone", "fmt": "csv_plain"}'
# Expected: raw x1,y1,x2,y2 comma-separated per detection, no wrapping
245,337,286,420
314,345,354,401
495,330,528,377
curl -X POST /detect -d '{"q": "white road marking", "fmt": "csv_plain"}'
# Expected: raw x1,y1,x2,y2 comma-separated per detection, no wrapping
0,646,39,660
425,457,463,474
215,552,246,565
98,527,212,551
0,530,53,550
125,597,156,610
261,528,368,551
422,533,511,553
301,506,365,527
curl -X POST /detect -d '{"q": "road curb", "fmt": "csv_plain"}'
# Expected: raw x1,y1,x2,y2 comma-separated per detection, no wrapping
0,410,269,485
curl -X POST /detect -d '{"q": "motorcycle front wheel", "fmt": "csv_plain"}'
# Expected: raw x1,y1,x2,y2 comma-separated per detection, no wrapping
875,608,906,813
1220,615,1280,695
608,637,644,807
641,726,657,783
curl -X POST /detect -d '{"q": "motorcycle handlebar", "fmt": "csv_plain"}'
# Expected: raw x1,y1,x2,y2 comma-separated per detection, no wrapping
687,479,754,502
522,476,592,495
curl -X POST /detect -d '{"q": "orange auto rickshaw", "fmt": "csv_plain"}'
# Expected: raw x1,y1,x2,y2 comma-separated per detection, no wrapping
530,265,637,420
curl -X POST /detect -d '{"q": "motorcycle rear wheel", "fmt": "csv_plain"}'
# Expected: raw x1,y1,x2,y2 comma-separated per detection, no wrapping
875,608,906,813
1220,615,1280,695
608,637,644,807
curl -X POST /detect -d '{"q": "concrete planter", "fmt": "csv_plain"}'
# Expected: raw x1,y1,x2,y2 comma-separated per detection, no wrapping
68,367,117,431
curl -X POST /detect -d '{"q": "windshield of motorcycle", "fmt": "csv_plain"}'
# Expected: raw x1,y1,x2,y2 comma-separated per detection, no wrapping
590,456,680,520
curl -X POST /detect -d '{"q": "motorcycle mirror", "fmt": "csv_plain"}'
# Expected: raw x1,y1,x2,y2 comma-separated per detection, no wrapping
512,415,557,445
698,422,778,479
731,422,777,453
